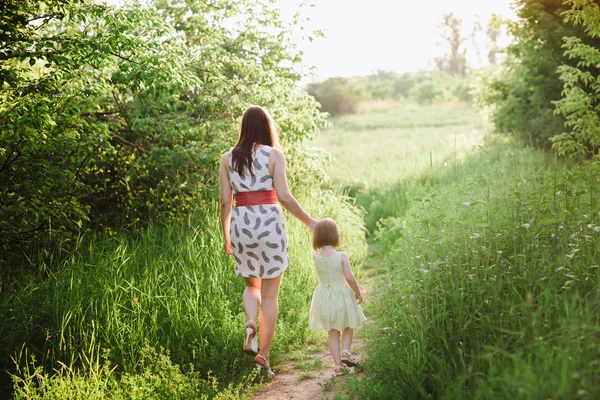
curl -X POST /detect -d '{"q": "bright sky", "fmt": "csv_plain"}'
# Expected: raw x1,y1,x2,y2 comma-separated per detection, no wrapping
285,0,516,81
105,0,516,80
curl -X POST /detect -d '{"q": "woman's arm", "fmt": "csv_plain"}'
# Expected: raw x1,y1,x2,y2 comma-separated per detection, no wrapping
219,153,233,254
269,148,316,230
341,253,363,304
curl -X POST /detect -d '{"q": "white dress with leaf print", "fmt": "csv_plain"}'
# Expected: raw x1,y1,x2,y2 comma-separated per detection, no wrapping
229,146,289,279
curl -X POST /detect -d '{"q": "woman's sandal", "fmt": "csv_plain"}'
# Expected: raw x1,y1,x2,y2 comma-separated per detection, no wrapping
254,354,275,380
243,321,259,356
341,349,357,367
334,365,346,376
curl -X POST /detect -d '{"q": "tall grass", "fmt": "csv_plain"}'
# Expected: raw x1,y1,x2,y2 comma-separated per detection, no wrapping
0,190,366,398
353,146,600,399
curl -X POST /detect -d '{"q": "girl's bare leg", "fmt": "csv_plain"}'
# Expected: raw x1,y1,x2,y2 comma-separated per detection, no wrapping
341,327,354,353
328,329,342,366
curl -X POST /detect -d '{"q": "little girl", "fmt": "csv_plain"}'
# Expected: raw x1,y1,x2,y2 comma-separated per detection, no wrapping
309,218,366,375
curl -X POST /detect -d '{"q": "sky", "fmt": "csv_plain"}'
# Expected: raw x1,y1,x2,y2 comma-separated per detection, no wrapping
285,0,516,81
104,0,517,81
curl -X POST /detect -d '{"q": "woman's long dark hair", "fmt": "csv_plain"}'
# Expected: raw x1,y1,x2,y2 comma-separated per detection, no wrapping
231,106,280,177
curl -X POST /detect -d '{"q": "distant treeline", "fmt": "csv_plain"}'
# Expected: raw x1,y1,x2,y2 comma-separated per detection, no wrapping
307,70,474,115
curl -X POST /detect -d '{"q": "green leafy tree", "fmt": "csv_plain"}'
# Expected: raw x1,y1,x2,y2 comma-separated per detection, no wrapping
307,77,362,115
552,0,600,157
1,0,104,265
0,0,326,270
477,0,600,148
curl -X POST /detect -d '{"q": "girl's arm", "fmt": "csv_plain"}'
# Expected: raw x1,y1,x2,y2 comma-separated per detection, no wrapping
269,148,316,231
219,152,233,255
341,252,363,304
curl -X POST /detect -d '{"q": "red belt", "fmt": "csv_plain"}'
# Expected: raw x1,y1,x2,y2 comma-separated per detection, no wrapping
234,190,278,207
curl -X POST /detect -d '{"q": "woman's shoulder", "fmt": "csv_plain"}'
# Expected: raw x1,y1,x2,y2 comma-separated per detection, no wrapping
220,151,231,163
269,146,283,157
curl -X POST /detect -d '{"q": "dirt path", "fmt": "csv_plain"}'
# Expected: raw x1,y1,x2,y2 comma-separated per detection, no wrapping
252,245,380,400
251,334,364,400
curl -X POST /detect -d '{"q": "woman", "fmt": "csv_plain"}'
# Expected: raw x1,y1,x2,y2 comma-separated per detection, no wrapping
219,105,316,377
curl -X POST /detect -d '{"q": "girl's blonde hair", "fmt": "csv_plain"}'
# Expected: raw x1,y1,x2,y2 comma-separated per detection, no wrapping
312,218,340,251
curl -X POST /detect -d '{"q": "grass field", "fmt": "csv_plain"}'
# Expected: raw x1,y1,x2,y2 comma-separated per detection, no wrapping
4,99,598,399
312,101,487,191
311,101,488,234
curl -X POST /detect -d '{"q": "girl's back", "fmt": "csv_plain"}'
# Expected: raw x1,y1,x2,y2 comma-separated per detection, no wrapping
309,250,365,331
313,252,347,286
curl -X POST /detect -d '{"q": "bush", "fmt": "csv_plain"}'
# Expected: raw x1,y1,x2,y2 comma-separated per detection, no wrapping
0,0,326,271
552,0,600,158
476,0,600,149
307,77,363,115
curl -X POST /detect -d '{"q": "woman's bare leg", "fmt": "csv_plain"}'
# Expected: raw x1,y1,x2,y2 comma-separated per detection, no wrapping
256,274,283,359
243,277,261,326
328,329,342,366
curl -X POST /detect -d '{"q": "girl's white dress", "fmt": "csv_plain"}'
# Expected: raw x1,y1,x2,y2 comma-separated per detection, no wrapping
308,252,366,331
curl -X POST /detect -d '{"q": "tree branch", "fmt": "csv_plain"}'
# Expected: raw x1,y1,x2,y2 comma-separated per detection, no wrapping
0,138,24,175
73,152,94,181
113,134,148,154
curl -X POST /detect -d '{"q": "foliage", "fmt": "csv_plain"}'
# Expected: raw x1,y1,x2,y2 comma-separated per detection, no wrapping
0,0,327,270
363,70,415,100
354,146,600,399
306,77,363,116
552,0,600,157
12,344,252,399
476,0,600,149
0,0,360,397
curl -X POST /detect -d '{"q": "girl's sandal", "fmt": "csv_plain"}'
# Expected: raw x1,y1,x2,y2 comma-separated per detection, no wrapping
243,321,259,356
334,365,346,376
341,349,357,367
254,354,275,380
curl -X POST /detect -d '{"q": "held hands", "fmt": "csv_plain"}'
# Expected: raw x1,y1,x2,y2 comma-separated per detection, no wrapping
307,217,317,231
224,241,233,255
355,293,363,305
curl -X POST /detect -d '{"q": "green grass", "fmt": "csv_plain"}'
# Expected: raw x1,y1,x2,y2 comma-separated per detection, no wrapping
311,101,487,233
312,101,487,189
0,188,367,398
353,147,600,399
